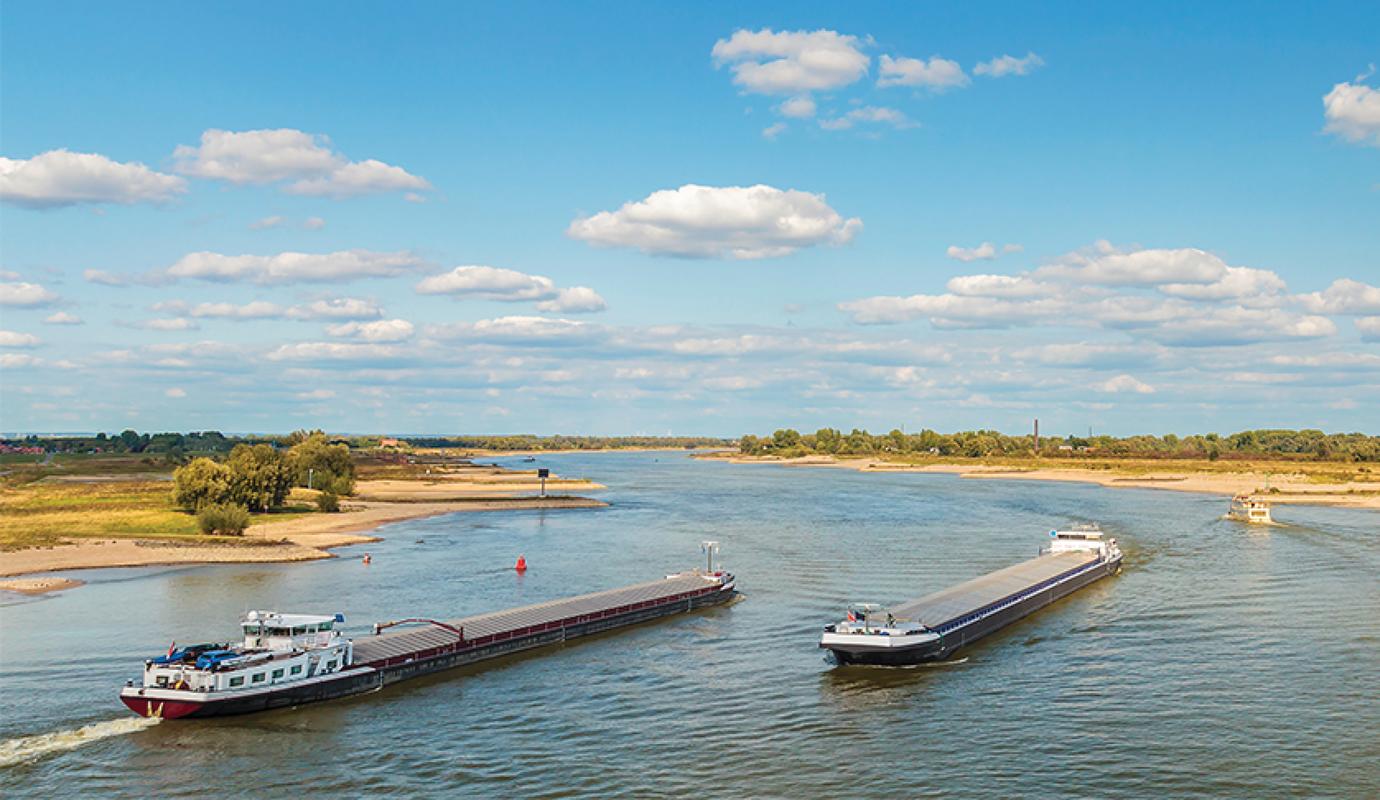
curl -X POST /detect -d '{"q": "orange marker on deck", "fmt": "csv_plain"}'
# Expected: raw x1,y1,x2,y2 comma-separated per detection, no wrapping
514,555,527,572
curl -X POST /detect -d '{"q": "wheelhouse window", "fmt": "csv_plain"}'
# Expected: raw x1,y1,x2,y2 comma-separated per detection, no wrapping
252,673,266,683
290,665,303,675
229,676,244,687
272,668,284,679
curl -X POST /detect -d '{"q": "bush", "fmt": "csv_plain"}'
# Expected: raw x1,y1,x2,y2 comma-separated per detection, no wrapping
316,491,340,513
197,503,251,535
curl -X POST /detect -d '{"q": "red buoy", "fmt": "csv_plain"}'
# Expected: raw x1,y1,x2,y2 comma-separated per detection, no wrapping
514,555,527,572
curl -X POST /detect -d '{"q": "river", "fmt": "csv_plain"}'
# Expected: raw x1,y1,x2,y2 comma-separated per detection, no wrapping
2,452,1377,798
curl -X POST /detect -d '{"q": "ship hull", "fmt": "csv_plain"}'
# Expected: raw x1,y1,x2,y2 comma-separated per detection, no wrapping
121,582,736,719
825,556,1120,667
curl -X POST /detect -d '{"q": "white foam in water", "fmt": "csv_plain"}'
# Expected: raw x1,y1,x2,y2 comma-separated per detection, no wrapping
0,717,160,768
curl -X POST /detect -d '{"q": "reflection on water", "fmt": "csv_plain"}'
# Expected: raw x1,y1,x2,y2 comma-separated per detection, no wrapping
2,452,1377,798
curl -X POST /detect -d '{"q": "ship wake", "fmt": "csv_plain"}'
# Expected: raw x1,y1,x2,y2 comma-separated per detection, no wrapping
0,717,160,768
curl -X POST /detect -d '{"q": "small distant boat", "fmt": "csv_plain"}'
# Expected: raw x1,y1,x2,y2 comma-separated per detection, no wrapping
521,456,536,463
1227,494,1272,524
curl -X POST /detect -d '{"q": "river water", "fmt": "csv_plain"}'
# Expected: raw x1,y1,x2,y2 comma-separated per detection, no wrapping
2,452,1377,798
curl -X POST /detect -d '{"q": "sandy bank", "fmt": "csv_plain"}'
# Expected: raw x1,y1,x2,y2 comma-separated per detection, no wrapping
708,454,1380,510
0,496,608,579
0,577,86,595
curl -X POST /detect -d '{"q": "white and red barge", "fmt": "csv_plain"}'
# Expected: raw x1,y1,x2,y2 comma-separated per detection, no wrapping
121,551,736,719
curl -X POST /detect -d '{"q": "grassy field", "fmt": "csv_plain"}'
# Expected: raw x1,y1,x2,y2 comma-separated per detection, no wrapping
0,457,314,551
835,453,1377,480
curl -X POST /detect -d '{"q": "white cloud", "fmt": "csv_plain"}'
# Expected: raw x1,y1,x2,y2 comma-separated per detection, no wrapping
429,315,594,343
0,330,41,347
1039,244,1229,286
0,353,40,368
0,281,59,306
296,389,336,400
568,184,861,259
1296,278,1380,314
183,300,290,319
287,159,431,198
1096,374,1155,394
43,311,83,325
165,387,187,398
535,287,608,313
945,274,1050,298
947,242,997,262
0,150,186,208
974,52,1045,78
877,55,969,90
1159,266,1286,301
164,249,425,284
416,266,557,300
325,319,415,342
303,216,326,230
266,341,402,361
712,28,869,94
778,96,816,118
291,298,384,320
839,293,1060,326
83,269,134,287
1356,317,1380,341
818,106,916,131
143,318,198,331
762,122,788,140
172,129,430,197
250,215,286,230
1323,75,1380,146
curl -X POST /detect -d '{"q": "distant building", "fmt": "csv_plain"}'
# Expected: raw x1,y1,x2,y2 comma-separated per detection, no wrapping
378,437,404,449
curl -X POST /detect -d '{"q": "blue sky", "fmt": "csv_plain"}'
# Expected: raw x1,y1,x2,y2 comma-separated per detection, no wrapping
2,1,1377,436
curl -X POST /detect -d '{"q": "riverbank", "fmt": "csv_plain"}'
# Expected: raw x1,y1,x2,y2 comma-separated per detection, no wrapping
1,457,608,583
701,453,1380,510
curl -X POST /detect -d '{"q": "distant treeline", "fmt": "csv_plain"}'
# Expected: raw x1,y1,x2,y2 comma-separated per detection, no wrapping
739,428,1380,462
399,435,729,451
2,431,731,455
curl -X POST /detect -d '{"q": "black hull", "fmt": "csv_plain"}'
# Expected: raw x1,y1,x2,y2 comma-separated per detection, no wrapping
828,557,1120,667
149,586,735,718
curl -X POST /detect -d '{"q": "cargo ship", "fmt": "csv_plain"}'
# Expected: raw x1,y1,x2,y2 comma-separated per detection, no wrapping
820,525,1121,666
120,545,736,719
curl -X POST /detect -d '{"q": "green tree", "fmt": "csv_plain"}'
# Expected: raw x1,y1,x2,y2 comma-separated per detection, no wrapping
226,444,293,511
172,457,234,510
287,433,355,494
197,503,250,535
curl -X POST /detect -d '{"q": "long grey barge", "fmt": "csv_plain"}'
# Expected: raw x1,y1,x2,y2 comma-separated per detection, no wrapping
820,526,1120,666
121,550,736,719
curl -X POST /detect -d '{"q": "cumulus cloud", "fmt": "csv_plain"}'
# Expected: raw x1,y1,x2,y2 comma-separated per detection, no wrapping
946,242,997,262
1296,278,1380,314
762,122,788,140
711,28,870,94
1158,266,1286,301
428,315,595,344
325,319,415,342
945,274,1049,298
0,281,59,306
172,129,430,198
1356,316,1380,341
303,216,326,230
839,293,1061,326
1323,73,1380,146
142,318,199,331
416,266,557,301
291,297,384,320
0,353,40,368
265,342,402,361
974,52,1045,78
0,330,41,347
152,297,385,321
43,311,83,325
1096,374,1155,394
535,287,608,313
0,150,186,208
877,55,969,90
163,249,425,284
818,106,916,131
778,96,817,118
165,387,187,398
568,184,861,259
1038,244,1230,286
